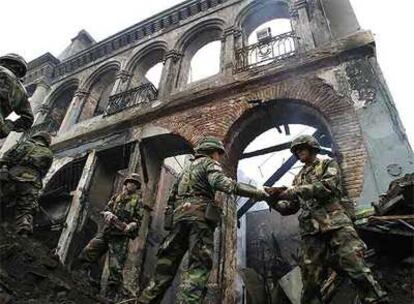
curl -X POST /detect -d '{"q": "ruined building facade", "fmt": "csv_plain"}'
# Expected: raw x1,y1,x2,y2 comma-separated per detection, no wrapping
1,0,413,302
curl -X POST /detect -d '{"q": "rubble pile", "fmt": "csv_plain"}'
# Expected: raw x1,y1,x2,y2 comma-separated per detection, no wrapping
0,224,106,304
356,173,414,257
355,173,414,303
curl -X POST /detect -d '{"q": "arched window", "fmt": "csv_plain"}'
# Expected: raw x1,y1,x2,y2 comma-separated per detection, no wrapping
235,1,296,71
47,81,78,132
129,47,166,90
248,18,292,45
246,18,295,67
144,62,163,89
78,66,118,122
188,40,221,83
175,19,225,86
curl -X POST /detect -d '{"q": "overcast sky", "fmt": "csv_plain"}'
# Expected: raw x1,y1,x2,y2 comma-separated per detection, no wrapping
0,0,413,146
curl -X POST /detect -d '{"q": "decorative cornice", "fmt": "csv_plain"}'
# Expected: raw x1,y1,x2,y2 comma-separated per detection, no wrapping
51,0,231,79
164,50,184,63
223,27,242,39
116,70,132,83
28,52,60,70
293,0,308,9
74,89,90,98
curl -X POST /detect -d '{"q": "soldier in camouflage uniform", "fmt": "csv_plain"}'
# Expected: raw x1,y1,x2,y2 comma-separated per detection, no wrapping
137,136,272,304
0,53,34,138
0,131,53,235
269,135,388,304
77,173,144,302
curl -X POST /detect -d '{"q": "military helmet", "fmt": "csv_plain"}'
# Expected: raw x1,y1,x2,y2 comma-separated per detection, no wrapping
194,136,226,154
290,135,321,154
123,173,141,187
31,131,52,146
0,53,28,78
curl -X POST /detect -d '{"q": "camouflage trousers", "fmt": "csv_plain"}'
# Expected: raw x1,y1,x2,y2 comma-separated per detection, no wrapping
2,181,40,234
138,220,215,304
79,233,130,299
300,225,387,304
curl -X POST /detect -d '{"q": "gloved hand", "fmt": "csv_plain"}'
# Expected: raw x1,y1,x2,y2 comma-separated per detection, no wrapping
0,165,9,182
265,186,288,197
124,222,138,233
102,211,117,224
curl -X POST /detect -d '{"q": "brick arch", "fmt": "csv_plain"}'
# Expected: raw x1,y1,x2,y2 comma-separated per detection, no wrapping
156,77,367,199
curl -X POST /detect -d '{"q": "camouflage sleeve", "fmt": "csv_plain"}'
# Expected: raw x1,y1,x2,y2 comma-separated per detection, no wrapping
12,96,34,132
286,160,341,201
0,141,29,167
104,196,117,213
206,159,237,194
0,72,11,102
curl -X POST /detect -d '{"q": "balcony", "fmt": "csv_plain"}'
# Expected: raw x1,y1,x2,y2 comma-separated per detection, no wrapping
105,82,158,115
234,31,298,73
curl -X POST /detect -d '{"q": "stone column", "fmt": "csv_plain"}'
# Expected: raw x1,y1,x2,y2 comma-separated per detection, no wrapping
158,50,183,99
112,69,132,95
30,78,51,115
221,27,242,77
58,89,89,134
291,0,315,52
57,150,98,264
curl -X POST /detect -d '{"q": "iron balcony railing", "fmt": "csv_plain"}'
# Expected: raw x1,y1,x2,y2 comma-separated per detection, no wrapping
234,31,298,73
105,82,158,115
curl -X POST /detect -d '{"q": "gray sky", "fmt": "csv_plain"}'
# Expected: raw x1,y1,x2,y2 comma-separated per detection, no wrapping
1,0,413,146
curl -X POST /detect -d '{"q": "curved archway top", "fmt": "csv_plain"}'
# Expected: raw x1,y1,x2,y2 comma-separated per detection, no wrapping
125,40,168,73
174,18,227,52
44,78,80,107
81,60,121,91
224,99,333,162
235,0,292,38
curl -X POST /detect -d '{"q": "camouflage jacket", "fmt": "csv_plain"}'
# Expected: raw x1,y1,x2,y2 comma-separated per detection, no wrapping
104,191,144,237
169,154,238,223
283,158,352,236
0,66,34,136
0,138,53,188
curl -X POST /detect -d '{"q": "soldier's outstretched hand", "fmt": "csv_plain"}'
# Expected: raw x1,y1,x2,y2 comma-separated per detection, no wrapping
265,186,287,197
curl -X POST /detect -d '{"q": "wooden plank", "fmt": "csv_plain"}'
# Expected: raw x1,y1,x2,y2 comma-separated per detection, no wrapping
56,150,97,264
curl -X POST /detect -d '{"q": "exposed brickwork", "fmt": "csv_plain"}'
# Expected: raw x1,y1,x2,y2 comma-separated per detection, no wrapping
156,76,367,199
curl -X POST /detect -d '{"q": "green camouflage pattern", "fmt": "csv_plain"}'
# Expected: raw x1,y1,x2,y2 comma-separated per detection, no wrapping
80,234,130,300
194,136,225,154
0,66,34,137
79,190,143,300
0,137,53,234
104,191,143,237
290,134,321,153
285,158,352,235
171,154,237,223
138,221,214,304
138,153,265,304
0,138,53,187
279,157,387,304
301,226,387,304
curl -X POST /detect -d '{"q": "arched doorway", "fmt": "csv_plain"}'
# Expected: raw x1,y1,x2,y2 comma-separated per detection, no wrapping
224,100,337,303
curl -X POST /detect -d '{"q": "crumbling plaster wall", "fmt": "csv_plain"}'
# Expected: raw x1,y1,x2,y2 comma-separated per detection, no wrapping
317,56,414,205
